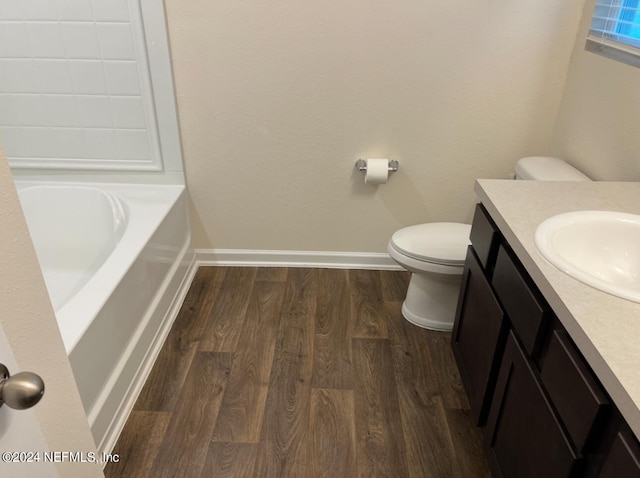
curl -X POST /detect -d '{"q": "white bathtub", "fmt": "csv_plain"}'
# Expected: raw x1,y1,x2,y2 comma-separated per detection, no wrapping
16,181,193,455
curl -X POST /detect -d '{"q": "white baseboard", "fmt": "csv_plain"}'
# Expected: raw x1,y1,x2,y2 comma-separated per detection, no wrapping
195,249,402,271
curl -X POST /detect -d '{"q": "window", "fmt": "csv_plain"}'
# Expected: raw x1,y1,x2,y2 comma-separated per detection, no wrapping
586,0,640,67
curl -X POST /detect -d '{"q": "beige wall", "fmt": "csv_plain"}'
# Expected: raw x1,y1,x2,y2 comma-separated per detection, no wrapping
165,0,585,252
551,0,640,181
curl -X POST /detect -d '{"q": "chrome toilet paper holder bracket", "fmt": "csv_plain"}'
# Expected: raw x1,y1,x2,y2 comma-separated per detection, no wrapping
355,158,399,173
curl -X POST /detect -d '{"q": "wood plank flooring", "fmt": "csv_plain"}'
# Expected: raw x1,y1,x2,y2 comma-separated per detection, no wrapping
105,267,490,478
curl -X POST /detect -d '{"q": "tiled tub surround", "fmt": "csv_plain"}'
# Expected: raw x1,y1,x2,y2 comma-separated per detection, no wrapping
475,179,640,439
0,0,162,171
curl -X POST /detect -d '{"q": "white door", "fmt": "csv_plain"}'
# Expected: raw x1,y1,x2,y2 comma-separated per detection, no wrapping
0,149,102,477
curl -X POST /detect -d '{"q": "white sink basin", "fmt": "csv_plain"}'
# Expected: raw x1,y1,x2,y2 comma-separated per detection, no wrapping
534,211,640,303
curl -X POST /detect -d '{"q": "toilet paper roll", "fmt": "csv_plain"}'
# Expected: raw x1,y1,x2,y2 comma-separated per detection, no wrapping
365,158,389,184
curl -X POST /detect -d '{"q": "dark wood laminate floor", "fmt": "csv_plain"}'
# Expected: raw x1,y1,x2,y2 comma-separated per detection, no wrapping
105,267,490,478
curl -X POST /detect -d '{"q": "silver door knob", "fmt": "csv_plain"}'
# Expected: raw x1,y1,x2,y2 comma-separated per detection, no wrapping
0,364,45,410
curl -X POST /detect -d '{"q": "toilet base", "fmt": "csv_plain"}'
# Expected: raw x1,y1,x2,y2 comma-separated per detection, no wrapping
400,271,462,331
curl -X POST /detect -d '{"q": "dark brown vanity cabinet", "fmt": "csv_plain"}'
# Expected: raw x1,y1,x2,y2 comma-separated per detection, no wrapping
452,203,640,478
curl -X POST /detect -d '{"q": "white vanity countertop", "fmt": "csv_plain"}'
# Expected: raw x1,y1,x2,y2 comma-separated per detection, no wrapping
475,179,640,439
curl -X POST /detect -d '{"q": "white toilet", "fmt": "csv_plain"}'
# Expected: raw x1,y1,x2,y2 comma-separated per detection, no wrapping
388,156,591,331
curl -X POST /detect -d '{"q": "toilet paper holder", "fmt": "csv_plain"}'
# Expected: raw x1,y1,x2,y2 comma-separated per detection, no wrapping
355,159,399,173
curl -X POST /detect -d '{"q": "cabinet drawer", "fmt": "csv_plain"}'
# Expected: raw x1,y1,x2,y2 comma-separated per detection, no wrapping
470,203,500,272
452,247,507,425
541,330,609,453
597,432,640,478
492,245,549,356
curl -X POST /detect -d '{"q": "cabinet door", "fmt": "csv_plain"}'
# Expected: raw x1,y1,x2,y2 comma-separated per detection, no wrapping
541,330,609,453
452,247,507,425
597,432,640,478
484,332,579,478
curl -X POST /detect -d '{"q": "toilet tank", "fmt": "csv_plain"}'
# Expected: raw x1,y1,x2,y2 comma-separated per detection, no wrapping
515,156,591,181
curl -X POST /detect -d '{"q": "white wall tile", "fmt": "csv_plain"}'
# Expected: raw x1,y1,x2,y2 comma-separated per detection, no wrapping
21,127,47,158
50,127,86,158
27,22,65,58
0,94,15,124
3,0,161,170
43,95,80,127
91,0,129,22
0,62,6,91
116,129,150,159
0,3,26,21
35,60,73,94
23,0,59,21
58,0,94,21
0,127,25,156
9,94,47,126
61,22,101,59
0,22,31,58
3,60,42,93
83,128,118,158
110,96,145,128
103,61,140,95
97,23,136,60
77,95,112,127
69,60,107,94
21,127,56,157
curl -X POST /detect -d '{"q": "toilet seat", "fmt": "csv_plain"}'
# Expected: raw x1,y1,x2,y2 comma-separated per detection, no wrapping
390,223,471,266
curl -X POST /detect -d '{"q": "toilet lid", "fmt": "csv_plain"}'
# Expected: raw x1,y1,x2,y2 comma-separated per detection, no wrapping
391,223,471,265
